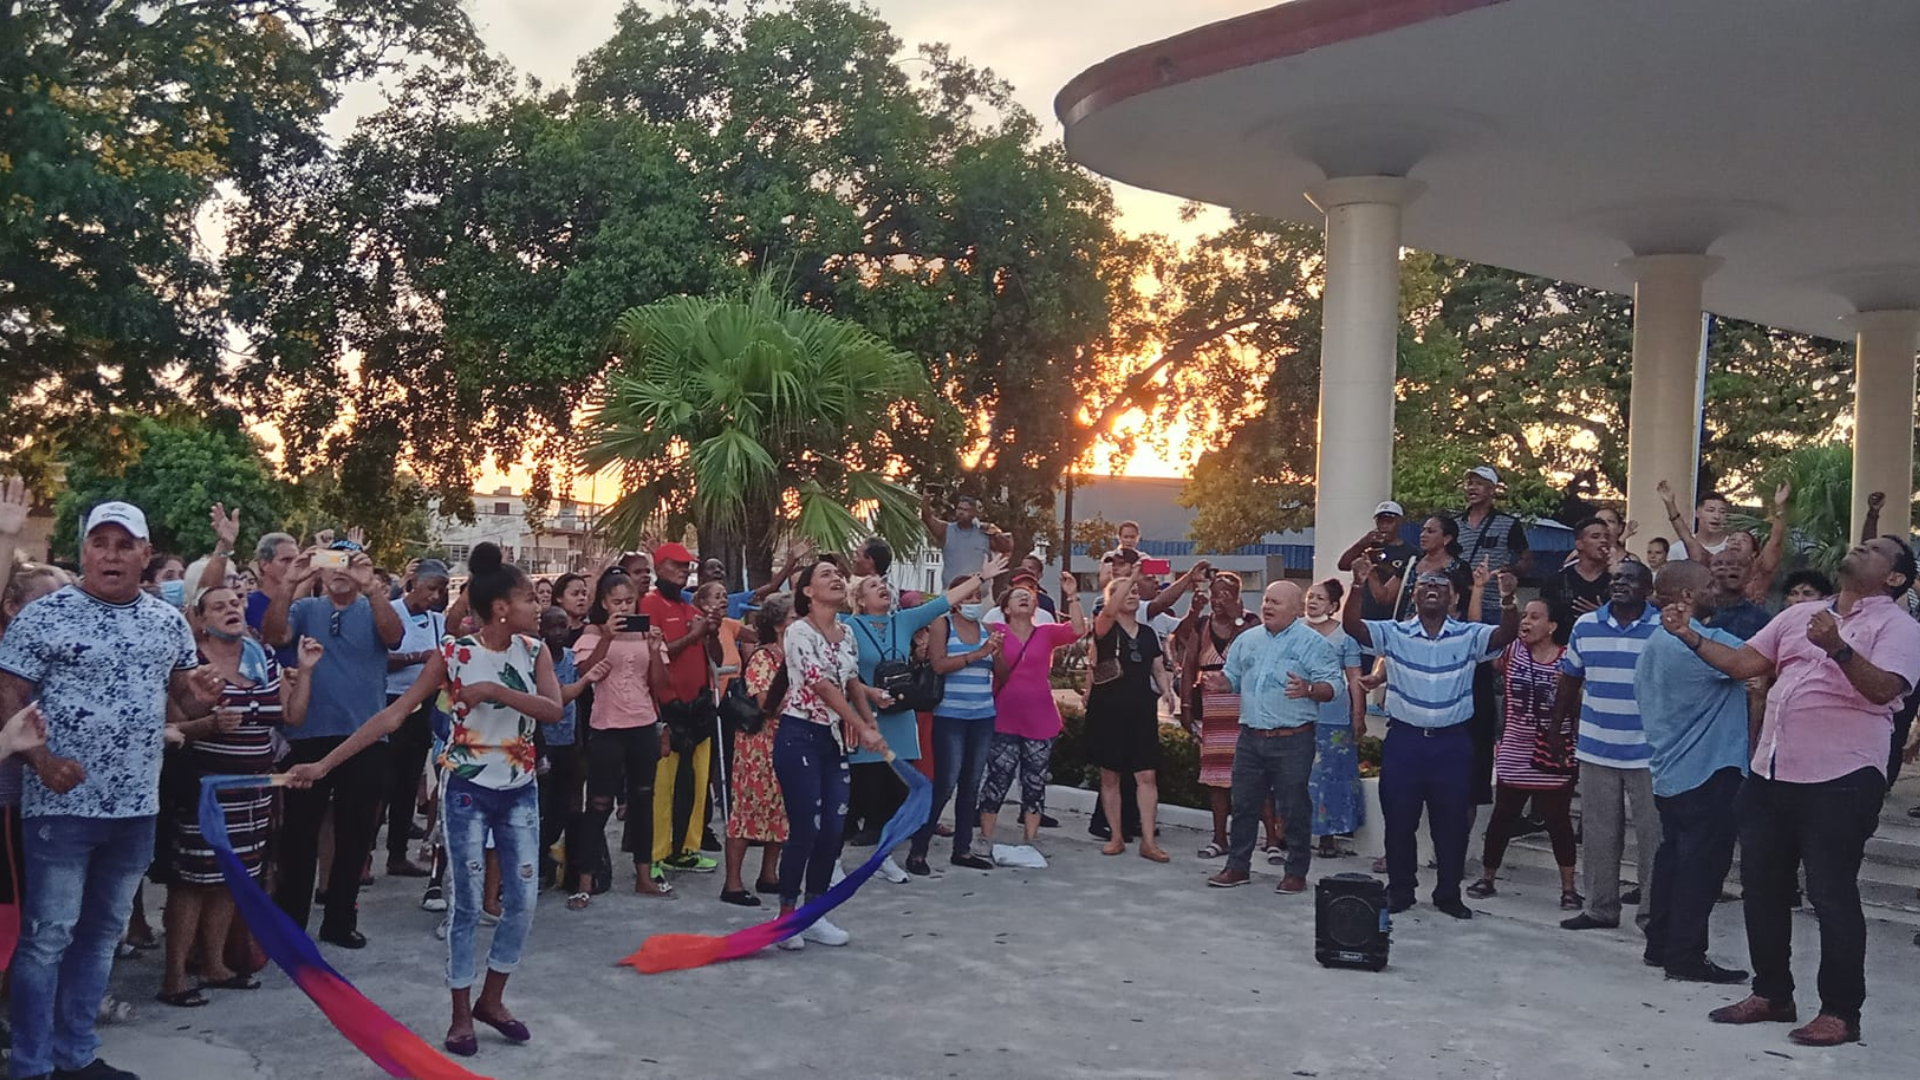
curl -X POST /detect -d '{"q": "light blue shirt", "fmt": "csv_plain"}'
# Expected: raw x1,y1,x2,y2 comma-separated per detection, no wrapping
1634,622,1749,797
840,597,952,763
1563,602,1661,768
1316,629,1364,727
1361,616,1501,728
1221,620,1344,730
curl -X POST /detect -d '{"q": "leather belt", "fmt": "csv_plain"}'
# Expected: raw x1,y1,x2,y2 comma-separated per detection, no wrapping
1242,724,1313,737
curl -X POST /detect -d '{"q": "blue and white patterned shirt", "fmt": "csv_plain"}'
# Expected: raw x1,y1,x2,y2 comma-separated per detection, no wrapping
1562,602,1662,769
1362,616,1501,728
0,584,198,818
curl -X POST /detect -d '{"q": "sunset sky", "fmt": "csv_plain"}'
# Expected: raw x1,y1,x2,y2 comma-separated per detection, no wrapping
332,1,1273,496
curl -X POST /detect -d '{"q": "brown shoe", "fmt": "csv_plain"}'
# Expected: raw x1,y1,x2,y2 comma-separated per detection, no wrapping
1139,845,1171,864
1708,995,1797,1025
1276,875,1308,894
1207,868,1251,888
1788,1014,1860,1047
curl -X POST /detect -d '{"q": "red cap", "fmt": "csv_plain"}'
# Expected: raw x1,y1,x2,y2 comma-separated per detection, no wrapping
1009,569,1041,588
652,541,695,565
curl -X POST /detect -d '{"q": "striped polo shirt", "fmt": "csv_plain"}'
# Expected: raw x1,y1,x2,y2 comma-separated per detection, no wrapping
1562,602,1661,768
936,620,997,721
1363,617,1501,728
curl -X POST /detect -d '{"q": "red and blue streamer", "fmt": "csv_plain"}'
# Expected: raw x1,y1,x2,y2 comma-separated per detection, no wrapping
621,756,931,974
198,774,490,1080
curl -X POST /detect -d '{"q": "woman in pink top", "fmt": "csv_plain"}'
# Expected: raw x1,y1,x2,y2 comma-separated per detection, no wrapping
567,570,671,906
978,572,1086,852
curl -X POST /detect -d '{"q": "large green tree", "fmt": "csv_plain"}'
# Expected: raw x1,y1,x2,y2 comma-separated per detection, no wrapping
52,411,292,561
247,0,1125,541
0,0,477,471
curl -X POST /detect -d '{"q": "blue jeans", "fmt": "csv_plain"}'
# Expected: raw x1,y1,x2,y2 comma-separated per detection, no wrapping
1228,727,1317,877
910,716,994,859
772,719,849,906
443,777,540,991
1380,720,1473,908
10,814,155,1077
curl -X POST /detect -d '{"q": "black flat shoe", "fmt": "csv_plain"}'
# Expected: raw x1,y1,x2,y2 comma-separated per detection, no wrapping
1388,897,1416,914
755,878,782,896
318,928,367,949
949,853,993,871
1435,900,1474,920
1560,913,1618,931
1039,813,1060,828
1666,961,1749,985
719,889,763,907
903,856,932,877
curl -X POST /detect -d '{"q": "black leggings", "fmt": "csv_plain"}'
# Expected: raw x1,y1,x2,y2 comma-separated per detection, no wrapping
572,726,659,876
1481,783,1576,870
540,743,586,870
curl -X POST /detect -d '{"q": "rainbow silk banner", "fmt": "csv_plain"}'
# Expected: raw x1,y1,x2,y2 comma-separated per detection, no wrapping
199,774,491,1080
622,756,932,974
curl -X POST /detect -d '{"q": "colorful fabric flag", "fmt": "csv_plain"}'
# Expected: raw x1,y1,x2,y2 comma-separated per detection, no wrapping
622,756,931,974
198,774,490,1080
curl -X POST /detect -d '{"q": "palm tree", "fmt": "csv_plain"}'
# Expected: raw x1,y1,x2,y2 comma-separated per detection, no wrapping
579,279,938,582
1737,442,1917,574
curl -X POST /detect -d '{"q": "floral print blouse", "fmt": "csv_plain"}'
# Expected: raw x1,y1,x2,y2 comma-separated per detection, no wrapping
437,633,544,790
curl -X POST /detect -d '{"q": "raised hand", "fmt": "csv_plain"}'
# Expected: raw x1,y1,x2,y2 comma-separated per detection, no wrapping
346,525,366,548
297,635,325,667
0,475,30,537
347,551,376,589
979,552,1011,581
1059,570,1078,596
1656,479,1678,509
313,528,335,548
1496,568,1519,599
1867,491,1886,513
1773,481,1792,514
1471,559,1493,591
210,502,241,550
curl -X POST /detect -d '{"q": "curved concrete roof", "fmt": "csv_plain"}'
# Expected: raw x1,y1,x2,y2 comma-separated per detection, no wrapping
1057,0,1920,340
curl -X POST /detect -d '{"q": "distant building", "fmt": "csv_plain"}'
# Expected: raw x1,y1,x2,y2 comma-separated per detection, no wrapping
430,487,608,576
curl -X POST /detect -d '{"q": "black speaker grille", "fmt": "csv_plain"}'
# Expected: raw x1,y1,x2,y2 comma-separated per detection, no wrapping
1324,894,1379,948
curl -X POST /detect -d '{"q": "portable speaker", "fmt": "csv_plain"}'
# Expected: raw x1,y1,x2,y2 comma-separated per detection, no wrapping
1315,872,1390,971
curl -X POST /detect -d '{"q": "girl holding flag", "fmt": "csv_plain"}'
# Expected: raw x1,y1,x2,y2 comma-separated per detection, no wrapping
287,542,562,1058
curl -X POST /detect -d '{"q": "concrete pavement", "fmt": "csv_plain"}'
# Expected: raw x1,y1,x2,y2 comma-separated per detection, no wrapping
92,797,1918,1079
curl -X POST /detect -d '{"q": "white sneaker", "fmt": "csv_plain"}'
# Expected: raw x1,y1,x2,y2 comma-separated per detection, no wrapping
877,856,910,884
775,934,805,952
433,916,449,941
801,917,850,946
829,860,848,887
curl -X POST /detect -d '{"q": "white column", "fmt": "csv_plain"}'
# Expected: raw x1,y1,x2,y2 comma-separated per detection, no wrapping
1621,254,1720,554
1848,309,1920,538
1306,176,1423,585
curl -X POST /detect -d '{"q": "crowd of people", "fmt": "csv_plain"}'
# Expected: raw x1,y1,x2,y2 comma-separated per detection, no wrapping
0,464,1914,1075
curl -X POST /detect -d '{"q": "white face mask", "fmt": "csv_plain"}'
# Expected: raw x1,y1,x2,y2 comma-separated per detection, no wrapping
1306,612,1334,625
960,603,984,621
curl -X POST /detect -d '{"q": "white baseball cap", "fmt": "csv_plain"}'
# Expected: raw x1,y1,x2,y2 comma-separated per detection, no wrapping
1373,500,1406,518
1466,465,1500,484
83,501,150,541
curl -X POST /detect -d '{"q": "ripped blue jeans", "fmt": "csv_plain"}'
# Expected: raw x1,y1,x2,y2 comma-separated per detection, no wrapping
772,718,850,907
442,776,539,990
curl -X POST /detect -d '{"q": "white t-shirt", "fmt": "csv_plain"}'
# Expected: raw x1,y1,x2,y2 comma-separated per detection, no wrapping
387,598,445,696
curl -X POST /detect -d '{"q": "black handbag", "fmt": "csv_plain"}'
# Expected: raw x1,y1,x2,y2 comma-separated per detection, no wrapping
719,672,765,735
856,617,943,714
659,695,717,756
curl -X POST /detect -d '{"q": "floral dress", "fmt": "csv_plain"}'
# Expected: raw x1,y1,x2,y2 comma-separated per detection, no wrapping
437,634,542,789
728,646,789,843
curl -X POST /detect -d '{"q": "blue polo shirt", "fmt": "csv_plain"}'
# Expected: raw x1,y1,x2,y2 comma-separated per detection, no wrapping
1362,616,1500,728
1634,622,1749,797
286,595,396,741
1562,602,1661,768
1220,619,1344,729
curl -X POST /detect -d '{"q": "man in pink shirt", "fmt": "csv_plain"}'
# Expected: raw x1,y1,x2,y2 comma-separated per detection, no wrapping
1670,536,1920,1048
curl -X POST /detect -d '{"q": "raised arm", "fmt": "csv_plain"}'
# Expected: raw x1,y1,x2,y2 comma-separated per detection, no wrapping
1861,491,1884,544
1058,572,1089,635
1663,620,1775,682
1755,482,1790,582
353,553,404,649
1657,480,1711,564
1341,567,1374,649
920,492,948,544
1147,559,1210,619
1486,570,1522,651
280,637,323,727
0,476,27,576
261,550,318,647
940,553,1010,609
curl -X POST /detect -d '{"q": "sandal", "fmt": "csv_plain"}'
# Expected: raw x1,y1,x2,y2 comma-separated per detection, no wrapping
566,892,591,911
198,972,261,991
1559,889,1585,911
155,988,208,1008
1197,841,1226,859
1465,879,1497,900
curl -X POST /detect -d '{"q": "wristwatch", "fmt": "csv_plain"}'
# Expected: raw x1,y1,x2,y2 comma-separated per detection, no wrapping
1830,644,1856,665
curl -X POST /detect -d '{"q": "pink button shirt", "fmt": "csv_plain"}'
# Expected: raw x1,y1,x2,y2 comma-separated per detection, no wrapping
1747,596,1920,783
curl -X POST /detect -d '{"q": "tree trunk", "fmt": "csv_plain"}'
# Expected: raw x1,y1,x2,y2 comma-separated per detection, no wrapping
742,499,777,588
695,508,749,592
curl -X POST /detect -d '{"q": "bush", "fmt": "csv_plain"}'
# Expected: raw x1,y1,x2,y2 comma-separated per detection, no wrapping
1050,704,1207,811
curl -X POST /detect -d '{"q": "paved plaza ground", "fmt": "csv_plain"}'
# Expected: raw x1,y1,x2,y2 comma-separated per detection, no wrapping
95,784,1919,1080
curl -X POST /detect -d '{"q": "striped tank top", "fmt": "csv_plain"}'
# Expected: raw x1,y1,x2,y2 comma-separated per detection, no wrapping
937,618,996,721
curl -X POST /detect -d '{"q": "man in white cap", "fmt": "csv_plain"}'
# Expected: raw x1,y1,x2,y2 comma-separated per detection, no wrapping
0,501,225,1080
1338,501,1418,622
